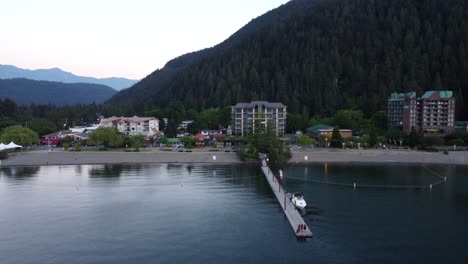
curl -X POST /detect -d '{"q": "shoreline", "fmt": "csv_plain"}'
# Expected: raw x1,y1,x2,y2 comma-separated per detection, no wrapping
0,150,242,167
1,149,467,167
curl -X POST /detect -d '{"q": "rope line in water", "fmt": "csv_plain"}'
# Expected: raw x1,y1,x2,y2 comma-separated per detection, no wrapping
285,170,447,190
422,165,446,180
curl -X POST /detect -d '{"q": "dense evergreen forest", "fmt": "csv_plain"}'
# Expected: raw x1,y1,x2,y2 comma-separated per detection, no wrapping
107,0,468,120
0,98,101,135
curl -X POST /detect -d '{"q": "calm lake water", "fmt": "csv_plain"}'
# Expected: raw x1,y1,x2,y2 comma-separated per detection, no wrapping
1,163,467,264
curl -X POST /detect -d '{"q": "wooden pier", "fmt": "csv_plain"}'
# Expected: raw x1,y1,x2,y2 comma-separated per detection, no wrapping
261,159,313,238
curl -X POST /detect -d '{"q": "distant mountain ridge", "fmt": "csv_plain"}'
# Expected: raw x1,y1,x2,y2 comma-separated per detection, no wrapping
0,78,117,106
0,65,137,91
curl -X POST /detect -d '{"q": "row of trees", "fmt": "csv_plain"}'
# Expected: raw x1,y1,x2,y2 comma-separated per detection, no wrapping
0,98,101,136
143,101,231,137
288,109,387,135
0,125,39,146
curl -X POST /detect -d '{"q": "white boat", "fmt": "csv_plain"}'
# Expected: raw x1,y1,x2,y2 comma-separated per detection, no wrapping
290,192,307,209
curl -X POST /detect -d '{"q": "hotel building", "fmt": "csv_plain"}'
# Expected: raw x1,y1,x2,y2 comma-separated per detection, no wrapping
232,101,287,136
388,91,455,134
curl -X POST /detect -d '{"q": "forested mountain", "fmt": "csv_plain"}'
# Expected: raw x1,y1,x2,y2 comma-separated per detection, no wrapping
107,0,468,120
0,65,137,91
0,78,117,106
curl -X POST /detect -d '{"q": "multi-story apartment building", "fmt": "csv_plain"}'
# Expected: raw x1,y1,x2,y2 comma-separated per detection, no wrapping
419,91,455,134
99,116,160,136
388,91,455,134
388,92,417,133
231,101,287,136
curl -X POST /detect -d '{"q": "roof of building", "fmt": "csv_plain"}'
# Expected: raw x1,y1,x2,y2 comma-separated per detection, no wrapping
306,124,353,133
455,121,468,128
42,130,71,138
420,90,453,99
388,92,416,101
232,101,286,109
100,116,159,124
306,124,333,133
151,128,160,134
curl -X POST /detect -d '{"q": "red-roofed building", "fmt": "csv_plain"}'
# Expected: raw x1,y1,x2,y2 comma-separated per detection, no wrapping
100,116,160,136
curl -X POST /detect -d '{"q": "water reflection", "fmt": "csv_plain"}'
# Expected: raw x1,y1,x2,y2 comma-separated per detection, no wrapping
88,165,124,178
1,164,467,264
0,167,40,179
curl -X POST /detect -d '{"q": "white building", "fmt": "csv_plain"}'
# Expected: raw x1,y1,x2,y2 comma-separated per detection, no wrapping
99,116,160,136
178,120,194,130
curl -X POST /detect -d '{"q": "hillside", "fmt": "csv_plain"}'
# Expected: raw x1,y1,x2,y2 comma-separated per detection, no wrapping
0,65,137,91
107,0,468,120
0,78,117,106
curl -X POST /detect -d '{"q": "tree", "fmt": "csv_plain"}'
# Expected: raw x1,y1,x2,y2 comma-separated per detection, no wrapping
88,127,123,148
0,117,18,131
144,108,164,118
30,118,57,136
186,121,200,135
198,108,220,130
0,98,18,118
298,135,312,147
180,136,199,149
331,126,343,141
332,110,367,135
367,126,378,147
408,126,422,149
248,123,291,164
165,119,178,138
130,135,145,151
0,125,39,146
371,111,388,133
218,106,232,128
165,101,186,124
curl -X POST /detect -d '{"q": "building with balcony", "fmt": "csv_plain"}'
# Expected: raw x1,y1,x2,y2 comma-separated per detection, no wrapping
387,91,455,134
99,116,160,136
231,101,287,136
387,92,417,133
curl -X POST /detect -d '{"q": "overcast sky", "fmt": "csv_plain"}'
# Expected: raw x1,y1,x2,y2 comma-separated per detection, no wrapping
1,0,289,79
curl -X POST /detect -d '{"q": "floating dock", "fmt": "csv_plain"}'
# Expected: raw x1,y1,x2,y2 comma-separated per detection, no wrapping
261,159,313,238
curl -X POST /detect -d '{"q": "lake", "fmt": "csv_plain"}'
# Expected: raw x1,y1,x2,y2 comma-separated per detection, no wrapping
1,163,467,264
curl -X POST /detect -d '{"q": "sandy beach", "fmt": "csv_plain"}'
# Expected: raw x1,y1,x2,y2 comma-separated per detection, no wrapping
1,149,467,166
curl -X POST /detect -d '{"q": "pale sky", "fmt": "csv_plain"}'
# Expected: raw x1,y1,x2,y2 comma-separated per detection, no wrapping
1,0,290,79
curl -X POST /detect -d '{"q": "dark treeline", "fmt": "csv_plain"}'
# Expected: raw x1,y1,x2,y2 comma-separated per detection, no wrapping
107,0,468,120
0,98,101,135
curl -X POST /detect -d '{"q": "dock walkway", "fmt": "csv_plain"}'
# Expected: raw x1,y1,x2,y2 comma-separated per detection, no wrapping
261,159,312,238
